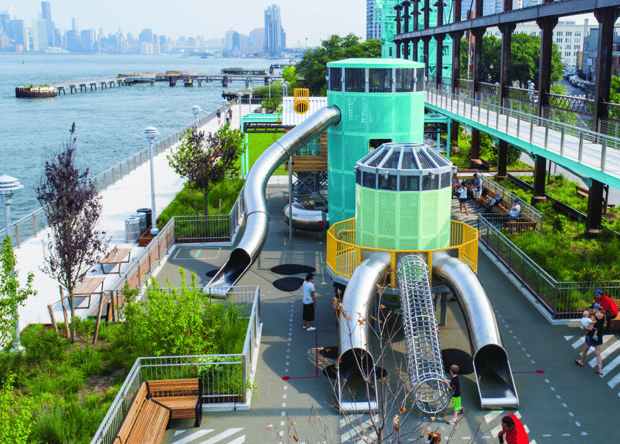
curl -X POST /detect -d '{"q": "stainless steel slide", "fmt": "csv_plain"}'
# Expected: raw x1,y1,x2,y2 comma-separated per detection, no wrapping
338,252,390,413
205,106,341,294
282,202,329,231
432,251,519,409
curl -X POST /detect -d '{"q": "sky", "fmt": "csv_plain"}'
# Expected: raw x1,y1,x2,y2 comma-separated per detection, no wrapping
8,0,367,47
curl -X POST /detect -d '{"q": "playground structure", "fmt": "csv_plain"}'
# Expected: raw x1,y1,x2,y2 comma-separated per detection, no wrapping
206,58,518,413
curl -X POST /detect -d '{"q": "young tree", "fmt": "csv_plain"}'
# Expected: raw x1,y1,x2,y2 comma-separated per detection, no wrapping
36,124,107,342
167,124,244,215
295,34,381,95
0,236,36,350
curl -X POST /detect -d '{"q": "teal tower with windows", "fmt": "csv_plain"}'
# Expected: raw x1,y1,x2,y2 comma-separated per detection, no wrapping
327,58,426,224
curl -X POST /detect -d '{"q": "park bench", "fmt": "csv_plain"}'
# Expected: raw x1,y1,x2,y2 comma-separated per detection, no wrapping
479,186,537,232
147,378,203,428
114,383,170,444
610,300,620,330
575,185,615,212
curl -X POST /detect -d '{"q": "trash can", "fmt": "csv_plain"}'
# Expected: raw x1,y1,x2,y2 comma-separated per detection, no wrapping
125,217,141,243
137,208,152,231
131,212,147,236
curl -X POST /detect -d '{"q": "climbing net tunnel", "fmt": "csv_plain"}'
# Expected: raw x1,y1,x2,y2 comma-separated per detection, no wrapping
397,254,451,414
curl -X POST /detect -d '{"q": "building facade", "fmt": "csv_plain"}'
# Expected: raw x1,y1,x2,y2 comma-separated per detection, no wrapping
367,0,382,40
264,4,285,56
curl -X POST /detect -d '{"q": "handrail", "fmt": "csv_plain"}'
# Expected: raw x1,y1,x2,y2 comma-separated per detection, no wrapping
0,101,234,247
327,218,479,287
424,84,620,187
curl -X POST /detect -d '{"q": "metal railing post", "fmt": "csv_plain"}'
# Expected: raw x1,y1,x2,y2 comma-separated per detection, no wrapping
601,137,607,171
32,214,36,237
560,126,566,155
578,131,584,162
544,125,549,148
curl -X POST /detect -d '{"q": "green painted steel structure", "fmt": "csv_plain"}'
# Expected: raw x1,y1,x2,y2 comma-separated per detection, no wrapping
327,58,426,224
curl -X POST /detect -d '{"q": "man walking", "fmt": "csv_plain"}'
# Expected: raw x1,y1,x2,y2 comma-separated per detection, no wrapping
302,272,317,331
593,288,618,333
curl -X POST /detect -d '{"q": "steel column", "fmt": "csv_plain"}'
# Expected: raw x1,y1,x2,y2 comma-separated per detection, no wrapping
536,16,558,119
395,5,403,58
499,23,515,109
435,35,444,89
592,7,620,130
532,156,547,204
497,140,508,179
586,179,605,237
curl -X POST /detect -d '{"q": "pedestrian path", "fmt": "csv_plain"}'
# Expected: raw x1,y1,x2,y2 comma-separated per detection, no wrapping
565,333,620,394
170,428,246,444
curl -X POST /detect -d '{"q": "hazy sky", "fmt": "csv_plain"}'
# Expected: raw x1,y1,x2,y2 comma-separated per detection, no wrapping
9,0,367,46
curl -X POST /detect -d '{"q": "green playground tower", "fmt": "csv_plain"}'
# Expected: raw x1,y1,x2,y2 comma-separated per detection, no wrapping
327,58,426,224
354,142,453,250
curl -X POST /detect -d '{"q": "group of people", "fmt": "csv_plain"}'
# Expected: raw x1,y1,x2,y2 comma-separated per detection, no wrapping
216,107,233,126
421,415,528,443
575,288,619,376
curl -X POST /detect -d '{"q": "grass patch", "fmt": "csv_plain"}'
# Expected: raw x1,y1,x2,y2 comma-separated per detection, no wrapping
158,177,245,227
490,174,620,283
448,130,533,171
247,132,287,175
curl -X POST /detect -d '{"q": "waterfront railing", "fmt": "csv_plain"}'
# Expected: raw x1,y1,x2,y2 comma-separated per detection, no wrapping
477,216,620,320
90,285,260,444
0,100,234,247
480,176,543,231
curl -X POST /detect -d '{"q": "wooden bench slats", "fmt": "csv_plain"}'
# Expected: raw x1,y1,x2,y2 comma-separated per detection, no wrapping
117,383,149,444
148,378,200,396
151,396,197,419
610,300,620,329
126,400,169,444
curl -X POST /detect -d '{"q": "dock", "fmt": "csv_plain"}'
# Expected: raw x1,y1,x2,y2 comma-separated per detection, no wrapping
17,71,283,98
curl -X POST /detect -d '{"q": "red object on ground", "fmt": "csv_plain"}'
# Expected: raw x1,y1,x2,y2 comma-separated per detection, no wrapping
502,414,529,444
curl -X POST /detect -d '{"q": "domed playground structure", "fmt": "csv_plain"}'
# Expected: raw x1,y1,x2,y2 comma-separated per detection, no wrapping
205,58,519,414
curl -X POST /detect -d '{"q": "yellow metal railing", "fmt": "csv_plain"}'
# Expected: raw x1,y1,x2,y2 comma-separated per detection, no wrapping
327,218,479,288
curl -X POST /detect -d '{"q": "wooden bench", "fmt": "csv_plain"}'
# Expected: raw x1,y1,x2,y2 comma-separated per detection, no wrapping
72,277,106,310
576,185,589,199
99,248,132,274
147,379,203,428
479,187,537,232
610,300,620,330
115,383,170,444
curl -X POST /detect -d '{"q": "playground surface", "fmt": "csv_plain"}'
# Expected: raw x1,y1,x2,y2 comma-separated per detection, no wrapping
153,185,620,444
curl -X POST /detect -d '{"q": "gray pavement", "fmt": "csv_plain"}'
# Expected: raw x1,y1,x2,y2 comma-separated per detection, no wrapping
154,185,620,444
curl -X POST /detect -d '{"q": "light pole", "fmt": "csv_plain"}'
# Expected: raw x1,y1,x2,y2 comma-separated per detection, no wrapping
237,91,243,124
268,78,272,98
0,174,24,352
283,80,288,98
248,85,253,115
144,126,160,236
191,105,201,129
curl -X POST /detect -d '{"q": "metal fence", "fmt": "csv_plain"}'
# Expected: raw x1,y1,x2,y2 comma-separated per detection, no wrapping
424,85,620,178
112,194,242,293
0,101,234,248
480,176,542,230
477,216,620,320
90,285,260,444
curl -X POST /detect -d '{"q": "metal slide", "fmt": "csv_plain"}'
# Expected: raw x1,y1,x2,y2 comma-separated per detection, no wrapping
205,106,341,294
338,253,390,413
282,202,329,231
432,251,519,409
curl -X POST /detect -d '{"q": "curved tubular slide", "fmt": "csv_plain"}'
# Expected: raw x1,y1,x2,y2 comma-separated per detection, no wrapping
338,253,390,413
432,251,519,409
205,106,341,294
283,202,329,232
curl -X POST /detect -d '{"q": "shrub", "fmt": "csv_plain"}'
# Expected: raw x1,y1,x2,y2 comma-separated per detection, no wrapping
552,215,567,233
0,374,33,444
21,325,68,365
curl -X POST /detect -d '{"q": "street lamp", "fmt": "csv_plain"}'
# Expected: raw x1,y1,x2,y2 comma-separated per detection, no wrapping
191,105,201,129
282,80,288,98
236,91,243,124
144,126,160,236
0,174,24,352
268,78,273,98
248,86,253,115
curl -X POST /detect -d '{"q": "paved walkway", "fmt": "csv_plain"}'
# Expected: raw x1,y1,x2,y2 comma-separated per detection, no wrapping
14,104,256,331
151,184,620,443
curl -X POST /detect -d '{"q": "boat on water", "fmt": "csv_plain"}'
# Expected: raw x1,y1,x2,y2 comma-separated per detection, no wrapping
15,85,58,98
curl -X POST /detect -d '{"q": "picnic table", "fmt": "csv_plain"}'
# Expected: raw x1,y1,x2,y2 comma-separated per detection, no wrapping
71,277,106,309
99,248,132,274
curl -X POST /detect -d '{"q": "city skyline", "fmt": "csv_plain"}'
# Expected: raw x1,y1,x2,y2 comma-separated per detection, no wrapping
7,0,366,47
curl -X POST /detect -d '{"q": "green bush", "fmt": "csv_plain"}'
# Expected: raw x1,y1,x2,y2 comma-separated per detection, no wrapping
21,325,68,365
552,214,567,233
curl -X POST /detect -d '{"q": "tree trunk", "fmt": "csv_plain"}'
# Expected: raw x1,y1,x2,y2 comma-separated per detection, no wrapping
59,286,70,339
203,192,209,215
68,286,76,343
93,291,106,345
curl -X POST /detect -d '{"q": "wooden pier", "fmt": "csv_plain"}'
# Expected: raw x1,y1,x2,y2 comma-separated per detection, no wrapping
16,71,283,98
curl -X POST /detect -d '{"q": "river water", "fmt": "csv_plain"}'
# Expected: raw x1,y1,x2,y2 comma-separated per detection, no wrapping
1,53,289,223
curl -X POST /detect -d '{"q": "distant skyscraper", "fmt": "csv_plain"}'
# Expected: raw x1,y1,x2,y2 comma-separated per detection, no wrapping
41,2,54,46
225,29,234,49
8,19,25,47
264,4,285,56
31,18,48,51
139,28,153,43
249,28,265,52
0,12,9,32
80,29,93,52
366,0,382,40
66,29,80,52
71,17,78,31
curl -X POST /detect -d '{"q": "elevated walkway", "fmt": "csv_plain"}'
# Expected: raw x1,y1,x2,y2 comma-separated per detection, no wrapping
424,86,620,190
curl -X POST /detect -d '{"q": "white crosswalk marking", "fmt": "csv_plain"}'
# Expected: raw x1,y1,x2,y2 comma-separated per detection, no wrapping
483,411,502,424
172,430,214,444
571,337,584,348
589,340,620,367
226,435,246,444
202,428,245,444
607,371,620,389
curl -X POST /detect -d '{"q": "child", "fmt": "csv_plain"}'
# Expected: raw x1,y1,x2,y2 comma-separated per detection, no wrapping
581,310,599,341
472,173,482,207
456,180,469,216
216,110,221,125
443,364,463,424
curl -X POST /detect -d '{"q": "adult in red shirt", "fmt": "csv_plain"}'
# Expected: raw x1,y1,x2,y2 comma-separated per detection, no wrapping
594,288,618,333
497,415,528,444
